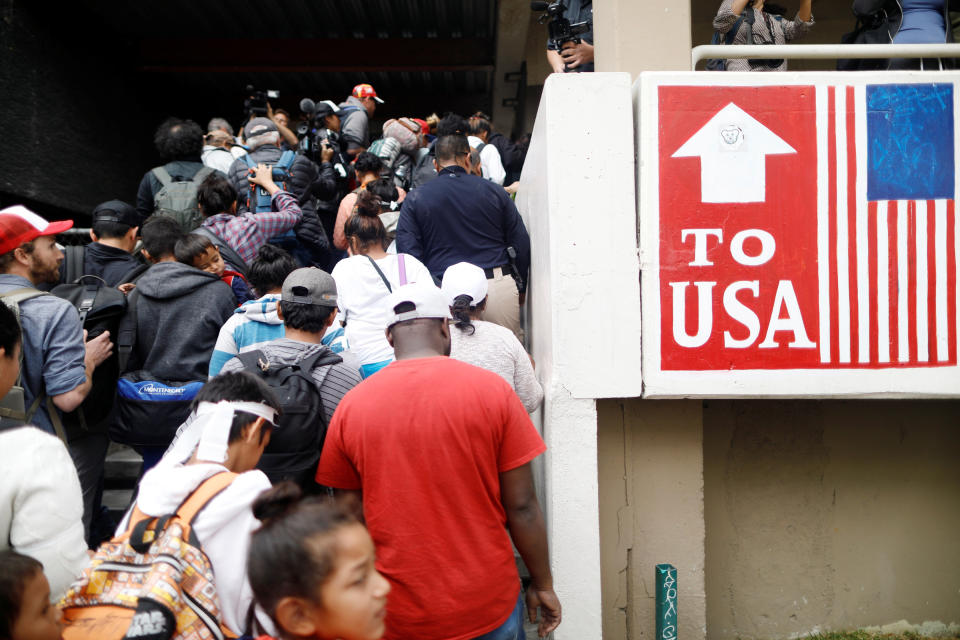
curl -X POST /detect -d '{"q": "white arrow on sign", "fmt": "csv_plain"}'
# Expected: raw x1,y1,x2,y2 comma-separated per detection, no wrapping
672,102,796,204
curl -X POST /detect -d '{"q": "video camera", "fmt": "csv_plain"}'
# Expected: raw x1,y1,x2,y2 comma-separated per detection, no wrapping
297,98,348,178
531,1,591,71
244,85,279,118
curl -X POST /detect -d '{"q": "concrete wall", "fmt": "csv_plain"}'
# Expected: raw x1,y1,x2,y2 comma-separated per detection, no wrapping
599,399,707,640
516,71,641,639
704,400,960,639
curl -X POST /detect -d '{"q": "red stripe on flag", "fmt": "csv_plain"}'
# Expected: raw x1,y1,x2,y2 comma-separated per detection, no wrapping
926,200,937,362
888,200,899,364
948,200,957,364
868,201,879,364
828,87,840,365
846,86,860,365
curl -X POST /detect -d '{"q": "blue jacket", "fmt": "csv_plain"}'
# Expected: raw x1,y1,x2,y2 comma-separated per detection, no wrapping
396,166,530,291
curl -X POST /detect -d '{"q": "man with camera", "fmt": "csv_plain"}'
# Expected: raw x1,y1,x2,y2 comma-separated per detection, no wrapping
226,118,336,268
542,0,594,73
306,101,351,241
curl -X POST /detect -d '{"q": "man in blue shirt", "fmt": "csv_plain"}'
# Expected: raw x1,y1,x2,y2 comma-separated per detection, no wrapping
0,205,114,542
396,134,530,339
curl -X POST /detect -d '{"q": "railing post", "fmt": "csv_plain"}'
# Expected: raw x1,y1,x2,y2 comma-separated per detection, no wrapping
655,563,678,640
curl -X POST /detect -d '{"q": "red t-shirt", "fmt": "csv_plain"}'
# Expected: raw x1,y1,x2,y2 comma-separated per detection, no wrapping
316,356,546,640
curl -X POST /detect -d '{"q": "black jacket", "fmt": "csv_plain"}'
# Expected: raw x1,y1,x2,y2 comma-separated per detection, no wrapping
83,243,144,287
135,158,208,224
487,132,525,183
228,145,333,265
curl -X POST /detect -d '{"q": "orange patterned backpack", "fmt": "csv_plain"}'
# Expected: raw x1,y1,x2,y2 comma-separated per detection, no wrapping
60,472,238,640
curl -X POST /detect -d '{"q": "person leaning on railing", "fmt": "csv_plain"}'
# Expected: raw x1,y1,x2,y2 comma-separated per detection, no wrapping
713,0,814,71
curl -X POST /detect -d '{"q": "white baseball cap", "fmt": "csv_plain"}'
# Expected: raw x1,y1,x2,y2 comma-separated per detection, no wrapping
440,262,488,307
385,282,452,328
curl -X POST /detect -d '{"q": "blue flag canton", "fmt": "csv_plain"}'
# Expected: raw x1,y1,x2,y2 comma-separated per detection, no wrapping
867,83,955,202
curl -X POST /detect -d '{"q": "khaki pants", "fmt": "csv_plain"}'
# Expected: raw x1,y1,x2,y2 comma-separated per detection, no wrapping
482,268,523,342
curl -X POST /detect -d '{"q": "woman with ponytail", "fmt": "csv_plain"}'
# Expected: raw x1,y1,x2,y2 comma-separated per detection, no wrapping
330,189,432,378
441,262,543,413
248,482,390,640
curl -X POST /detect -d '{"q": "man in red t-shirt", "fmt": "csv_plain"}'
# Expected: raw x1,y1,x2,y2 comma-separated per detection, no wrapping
316,282,561,640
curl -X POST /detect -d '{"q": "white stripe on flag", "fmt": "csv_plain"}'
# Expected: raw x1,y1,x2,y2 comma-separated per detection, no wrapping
854,85,870,364
816,86,831,364
897,200,910,363
935,199,949,361
916,200,929,362
876,200,890,364
835,87,851,364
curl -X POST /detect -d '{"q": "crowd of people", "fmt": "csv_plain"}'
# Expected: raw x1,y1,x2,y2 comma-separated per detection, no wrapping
0,82,557,640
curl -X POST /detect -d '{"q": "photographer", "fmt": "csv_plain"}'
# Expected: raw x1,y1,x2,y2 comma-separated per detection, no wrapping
227,118,335,268
545,0,594,73
307,100,351,245
713,0,814,71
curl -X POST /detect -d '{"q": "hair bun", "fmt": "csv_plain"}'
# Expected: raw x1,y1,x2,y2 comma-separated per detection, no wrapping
252,481,303,523
255,244,289,263
354,189,382,218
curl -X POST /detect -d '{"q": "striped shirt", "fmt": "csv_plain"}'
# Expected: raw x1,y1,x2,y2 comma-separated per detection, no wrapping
713,0,814,72
201,190,302,266
220,338,362,425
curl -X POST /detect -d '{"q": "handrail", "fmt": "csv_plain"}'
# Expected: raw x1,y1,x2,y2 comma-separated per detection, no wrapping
691,43,960,70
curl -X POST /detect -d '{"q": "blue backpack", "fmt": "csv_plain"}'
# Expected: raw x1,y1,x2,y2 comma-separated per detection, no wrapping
244,150,296,213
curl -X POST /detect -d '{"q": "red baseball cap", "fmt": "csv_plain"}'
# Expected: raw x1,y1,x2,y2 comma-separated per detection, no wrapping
0,205,73,255
352,83,384,104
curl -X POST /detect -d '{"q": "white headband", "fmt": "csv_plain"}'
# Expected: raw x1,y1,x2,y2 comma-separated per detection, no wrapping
159,400,277,468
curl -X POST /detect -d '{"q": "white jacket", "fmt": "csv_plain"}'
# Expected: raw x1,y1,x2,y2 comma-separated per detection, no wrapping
0,427,88,600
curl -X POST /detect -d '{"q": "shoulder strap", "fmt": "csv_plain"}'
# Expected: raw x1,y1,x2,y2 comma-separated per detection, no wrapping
242,154,257,169
151,166,174,186
725,13,747,44
476,142,487,155
236,349,267,373
193,166,215,183
193,227,249,275
118,262,149,285
398,253,408,286
175,471,238,527
364,255,392,293
298,347,343,374
117,287,140,372
277,150,296,171
0,287,48,305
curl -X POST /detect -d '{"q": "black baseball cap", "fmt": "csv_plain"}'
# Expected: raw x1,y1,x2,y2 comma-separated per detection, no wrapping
314,100,347,120
92,200,139,228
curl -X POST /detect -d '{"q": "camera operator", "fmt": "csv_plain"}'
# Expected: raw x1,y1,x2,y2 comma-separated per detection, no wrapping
305,100,351,245
226,118,336,268
545,0,594,73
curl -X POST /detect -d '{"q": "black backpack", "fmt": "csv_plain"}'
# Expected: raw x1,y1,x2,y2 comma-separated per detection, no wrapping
49,275,129,432
237,348,342,491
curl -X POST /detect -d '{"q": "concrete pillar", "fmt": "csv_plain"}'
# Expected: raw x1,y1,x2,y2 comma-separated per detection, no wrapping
517,71,641,640
594,0,693,75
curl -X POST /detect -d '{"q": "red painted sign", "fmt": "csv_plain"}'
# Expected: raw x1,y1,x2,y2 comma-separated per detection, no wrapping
641,76,960,395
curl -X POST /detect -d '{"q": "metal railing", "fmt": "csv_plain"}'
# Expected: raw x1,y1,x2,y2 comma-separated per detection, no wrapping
691,43,960,70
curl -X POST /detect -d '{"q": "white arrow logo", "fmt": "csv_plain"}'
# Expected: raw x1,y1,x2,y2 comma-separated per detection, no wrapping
672,102,796,204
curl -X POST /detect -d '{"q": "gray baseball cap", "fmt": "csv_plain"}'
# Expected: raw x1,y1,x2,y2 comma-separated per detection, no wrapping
281,268,338,307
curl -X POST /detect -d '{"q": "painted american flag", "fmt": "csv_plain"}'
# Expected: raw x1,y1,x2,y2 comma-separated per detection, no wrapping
817,83,957,368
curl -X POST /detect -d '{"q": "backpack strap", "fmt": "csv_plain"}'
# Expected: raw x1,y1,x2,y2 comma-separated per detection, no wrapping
62,245,85,285
242,154,257,170
193,166,215,183
236,349,266,372
117,287,140,373
276,150,296,172
151,166,174,187
364,255,392,293
174,471,239,527
726,13,746,44
298,347,343,374
117,262,149,285
193,227,249,276
476,142,486,155
398,253,408,286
